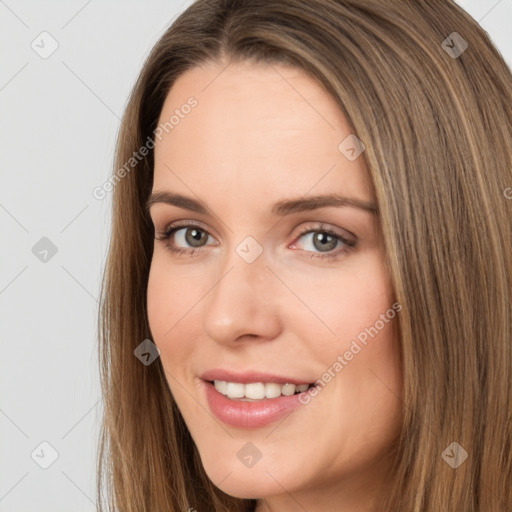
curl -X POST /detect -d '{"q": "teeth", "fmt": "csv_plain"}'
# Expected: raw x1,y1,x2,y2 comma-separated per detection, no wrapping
281,383,296,396
213,380,312,400
265,382,282,399
214,380,227,395
226,382,244,398
245,382,265,399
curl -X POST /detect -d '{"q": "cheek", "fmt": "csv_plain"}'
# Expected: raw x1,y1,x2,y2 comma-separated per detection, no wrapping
146,255,214,384
146,259,169,339
147,257,190,363
147,255,196,337
296,250,401,407
291,252,394,348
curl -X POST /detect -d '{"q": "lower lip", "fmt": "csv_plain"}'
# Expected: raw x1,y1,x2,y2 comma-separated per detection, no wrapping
203,381,305,428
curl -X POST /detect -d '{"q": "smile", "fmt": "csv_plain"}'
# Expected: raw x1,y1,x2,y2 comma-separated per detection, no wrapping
213,380,315,400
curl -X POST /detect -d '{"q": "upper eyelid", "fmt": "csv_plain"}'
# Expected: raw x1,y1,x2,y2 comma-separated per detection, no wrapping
151,211,359,237
159,219,213,237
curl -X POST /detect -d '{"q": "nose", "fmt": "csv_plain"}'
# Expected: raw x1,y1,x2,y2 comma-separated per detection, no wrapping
202,241,282,347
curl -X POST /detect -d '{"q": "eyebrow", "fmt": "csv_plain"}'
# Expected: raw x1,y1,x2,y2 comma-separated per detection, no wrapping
145,191,378,216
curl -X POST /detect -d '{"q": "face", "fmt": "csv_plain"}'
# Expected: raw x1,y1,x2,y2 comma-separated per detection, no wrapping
147,59,402,511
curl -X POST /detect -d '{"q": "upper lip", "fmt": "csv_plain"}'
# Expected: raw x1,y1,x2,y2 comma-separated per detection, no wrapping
200,369,315,386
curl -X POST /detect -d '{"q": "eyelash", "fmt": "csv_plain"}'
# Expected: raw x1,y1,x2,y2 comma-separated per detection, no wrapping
154,221,357,261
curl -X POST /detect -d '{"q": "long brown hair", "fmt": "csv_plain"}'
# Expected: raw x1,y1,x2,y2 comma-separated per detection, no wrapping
97,1,512,510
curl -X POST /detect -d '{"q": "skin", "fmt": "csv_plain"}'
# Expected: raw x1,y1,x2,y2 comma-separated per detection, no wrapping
147,59,402,512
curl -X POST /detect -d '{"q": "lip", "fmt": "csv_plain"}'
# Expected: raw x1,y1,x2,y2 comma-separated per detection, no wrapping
200,369,314,386
203,380,306,428
200,369,316,428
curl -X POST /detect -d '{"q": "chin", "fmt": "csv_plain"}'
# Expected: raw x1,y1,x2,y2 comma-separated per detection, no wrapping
200,454,291,499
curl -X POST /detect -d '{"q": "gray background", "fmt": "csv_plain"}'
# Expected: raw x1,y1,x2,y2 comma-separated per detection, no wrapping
1,1,510,510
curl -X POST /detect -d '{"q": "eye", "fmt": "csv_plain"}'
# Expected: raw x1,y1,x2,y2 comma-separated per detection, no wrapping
291,223,357,261
154,221,357,261
155,221,215,256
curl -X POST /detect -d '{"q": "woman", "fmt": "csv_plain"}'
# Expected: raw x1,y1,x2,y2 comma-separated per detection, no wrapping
97,1,512,510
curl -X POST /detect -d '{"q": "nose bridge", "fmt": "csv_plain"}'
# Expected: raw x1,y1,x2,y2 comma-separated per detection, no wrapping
202,235,281,344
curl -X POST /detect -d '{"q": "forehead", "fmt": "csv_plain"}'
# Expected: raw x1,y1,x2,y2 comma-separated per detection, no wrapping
153,60,373,206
